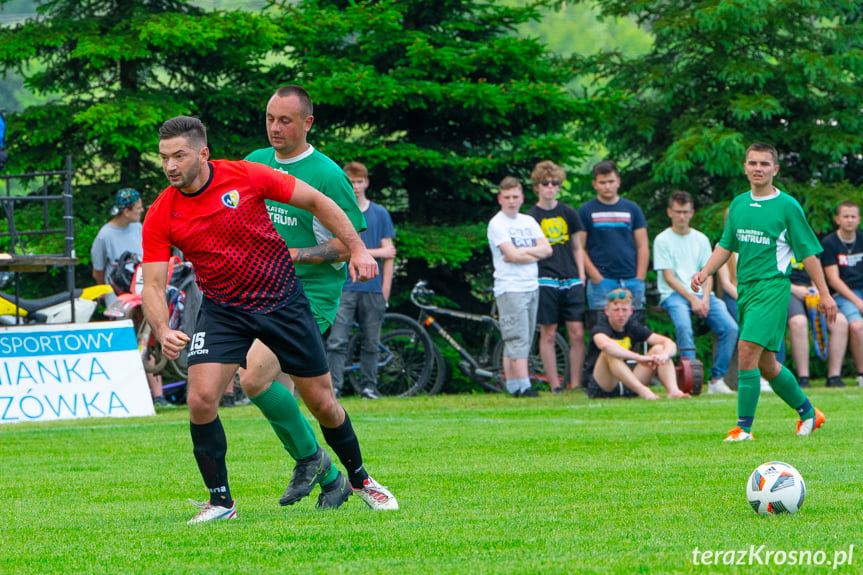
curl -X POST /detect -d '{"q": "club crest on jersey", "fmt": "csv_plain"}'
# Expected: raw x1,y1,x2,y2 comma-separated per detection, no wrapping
221,190,240,209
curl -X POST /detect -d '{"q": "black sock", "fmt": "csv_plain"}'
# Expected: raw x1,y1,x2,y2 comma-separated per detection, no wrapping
190,417,231,507
320,410,369,489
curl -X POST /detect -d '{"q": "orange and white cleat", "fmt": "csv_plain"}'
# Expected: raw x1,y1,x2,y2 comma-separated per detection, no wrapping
796,407,826,436
724,427,753,442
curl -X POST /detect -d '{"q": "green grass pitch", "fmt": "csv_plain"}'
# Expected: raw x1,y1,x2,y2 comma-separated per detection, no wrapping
2,386,861,574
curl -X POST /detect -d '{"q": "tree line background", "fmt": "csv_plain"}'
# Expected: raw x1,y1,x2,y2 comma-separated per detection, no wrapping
2,0,863,382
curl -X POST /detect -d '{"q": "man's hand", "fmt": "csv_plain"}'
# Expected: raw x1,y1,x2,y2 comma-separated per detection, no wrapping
158,330,190,360
820,293,838,325
348,249,378,283
691,271,708,293
690,295,709,318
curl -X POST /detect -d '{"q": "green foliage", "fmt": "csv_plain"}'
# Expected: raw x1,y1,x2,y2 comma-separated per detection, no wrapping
583,0,863,214
268,0,609,230
396,223,487,269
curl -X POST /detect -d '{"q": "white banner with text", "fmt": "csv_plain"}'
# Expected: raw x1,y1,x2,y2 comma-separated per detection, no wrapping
0,320,154,423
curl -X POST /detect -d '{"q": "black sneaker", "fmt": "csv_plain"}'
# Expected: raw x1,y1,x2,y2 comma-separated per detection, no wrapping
514,387,539,398
279,447,332,506
826,376,846,388
316,471,352,510
797,376,810,388
361,387,381,399
551,387,563,394
153,395,174,408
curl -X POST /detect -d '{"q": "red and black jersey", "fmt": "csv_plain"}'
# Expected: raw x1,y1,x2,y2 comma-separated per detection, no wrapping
143,160,300,313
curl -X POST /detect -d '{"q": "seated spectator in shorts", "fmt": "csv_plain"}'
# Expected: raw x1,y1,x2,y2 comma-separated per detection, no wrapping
785,258,847,389
487,177,552,397
653,191,738,395
583,288,687,400
578,161,649,310
821,200,863,387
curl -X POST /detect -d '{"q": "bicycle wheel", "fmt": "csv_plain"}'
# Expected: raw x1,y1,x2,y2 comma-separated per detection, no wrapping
528,331,570,389
491,330,570,392
425,342,447,395
346,316,434,397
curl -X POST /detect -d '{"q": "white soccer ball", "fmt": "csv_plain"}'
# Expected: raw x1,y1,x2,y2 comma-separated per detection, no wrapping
746,461,806,515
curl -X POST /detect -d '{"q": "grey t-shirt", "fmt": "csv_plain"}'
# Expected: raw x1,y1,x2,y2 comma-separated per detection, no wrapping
91,222,143,303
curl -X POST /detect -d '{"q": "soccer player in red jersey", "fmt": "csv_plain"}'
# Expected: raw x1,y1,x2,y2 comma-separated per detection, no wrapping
142,115,389,523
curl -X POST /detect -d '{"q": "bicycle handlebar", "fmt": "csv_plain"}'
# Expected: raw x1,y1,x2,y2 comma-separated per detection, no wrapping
410,280,436,310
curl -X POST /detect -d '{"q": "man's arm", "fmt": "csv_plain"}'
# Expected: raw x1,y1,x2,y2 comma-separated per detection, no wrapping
93,269,106,284
633,227,649,281
379,237,395,302
645,332,677,365
662,268,712,317
579,230,602,283
288,180,377,282
823,264,863,310
289,240,350,265
500,235,552,264
572,232,586,282
593,332,653,364
142,261,190,360
716,264,737,300
692,245,732,292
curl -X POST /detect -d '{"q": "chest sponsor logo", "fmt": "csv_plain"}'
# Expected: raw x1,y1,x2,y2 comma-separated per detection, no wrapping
736,229,771,245
221,190,240,209
592,211,632,229
508,226,537,248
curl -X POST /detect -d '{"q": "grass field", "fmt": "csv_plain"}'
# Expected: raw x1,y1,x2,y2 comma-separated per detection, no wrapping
3,384,861,574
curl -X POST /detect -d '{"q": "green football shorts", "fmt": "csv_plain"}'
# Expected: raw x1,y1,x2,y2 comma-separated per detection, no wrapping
738,276,792,352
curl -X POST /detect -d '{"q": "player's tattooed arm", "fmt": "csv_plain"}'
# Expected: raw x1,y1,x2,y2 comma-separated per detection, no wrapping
289,239,350,264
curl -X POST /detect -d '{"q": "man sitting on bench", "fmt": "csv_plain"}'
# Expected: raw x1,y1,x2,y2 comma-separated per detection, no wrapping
654,191,738,395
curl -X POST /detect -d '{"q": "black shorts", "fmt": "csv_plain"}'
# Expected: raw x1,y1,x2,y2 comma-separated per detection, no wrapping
187,293,329,378
537,281,586,324
584,373,638,399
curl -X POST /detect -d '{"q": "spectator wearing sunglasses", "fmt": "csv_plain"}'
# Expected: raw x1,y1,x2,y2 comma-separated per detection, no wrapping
584,289,687,400
526,161,586,393
488,177,553,397
578,161,649,311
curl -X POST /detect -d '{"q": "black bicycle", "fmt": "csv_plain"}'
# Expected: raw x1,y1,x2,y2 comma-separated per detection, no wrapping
409,280,570,393
343,313,436,397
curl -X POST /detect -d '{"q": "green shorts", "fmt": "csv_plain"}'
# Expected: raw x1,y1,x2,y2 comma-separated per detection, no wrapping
738,276,791,352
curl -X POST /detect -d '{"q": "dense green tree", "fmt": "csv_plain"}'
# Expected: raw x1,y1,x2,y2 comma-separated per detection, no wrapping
0,0,280,193
582,0,863,238
265,0,611,270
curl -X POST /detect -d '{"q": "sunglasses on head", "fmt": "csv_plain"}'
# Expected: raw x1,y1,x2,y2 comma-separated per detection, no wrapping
607,289,630,302
539,180,561,186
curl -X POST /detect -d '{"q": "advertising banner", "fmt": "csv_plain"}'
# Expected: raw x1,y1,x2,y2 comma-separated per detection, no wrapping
0,320,155,423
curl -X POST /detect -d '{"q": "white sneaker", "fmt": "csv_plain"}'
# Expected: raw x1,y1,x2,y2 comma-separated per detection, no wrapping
708,378,735,395
353,476,399,510
187,499,237,524
857,375,863,387
760,377,773,392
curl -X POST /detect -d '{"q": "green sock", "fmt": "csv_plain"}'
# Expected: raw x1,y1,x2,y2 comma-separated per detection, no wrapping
249,381,319,460
769,365,814,419
736,369,760,433
319,465,340,487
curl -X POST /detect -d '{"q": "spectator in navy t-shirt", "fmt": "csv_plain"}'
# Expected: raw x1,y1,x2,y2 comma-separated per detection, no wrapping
821,200,863,387
577,161,649,310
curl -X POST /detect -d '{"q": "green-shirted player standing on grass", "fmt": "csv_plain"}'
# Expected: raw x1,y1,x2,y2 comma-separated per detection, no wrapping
692,142,837,441
239,85,398,511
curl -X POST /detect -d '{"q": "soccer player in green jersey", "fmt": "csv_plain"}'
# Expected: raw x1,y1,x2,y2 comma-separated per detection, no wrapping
240,85,398,510
692,142,837,441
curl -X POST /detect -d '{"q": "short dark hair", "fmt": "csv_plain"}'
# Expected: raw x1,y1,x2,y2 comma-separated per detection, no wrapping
836,200,860,215
274,85,313,117
669,190,693,208
343,161,368,179
158,115,207,149
745,142,778,164
498,176,522,192
592,160,619,179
